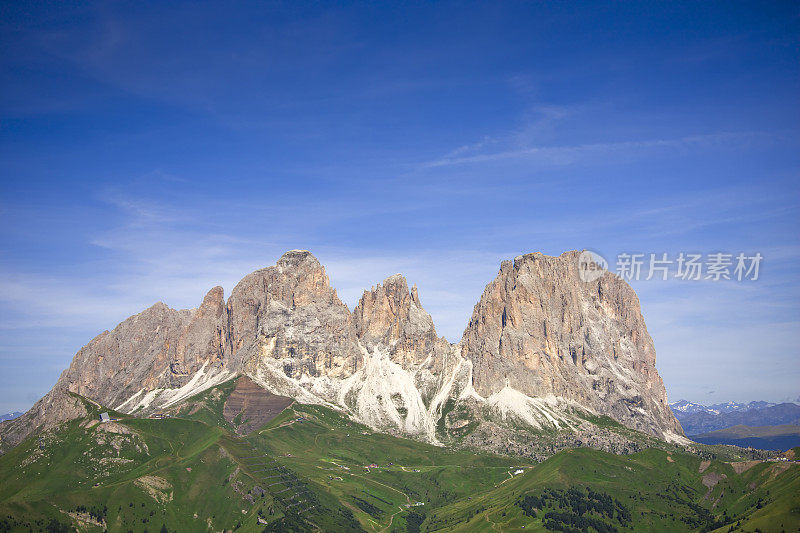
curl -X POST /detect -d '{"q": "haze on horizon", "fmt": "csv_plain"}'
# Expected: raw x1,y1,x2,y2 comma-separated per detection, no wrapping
0,2,798,414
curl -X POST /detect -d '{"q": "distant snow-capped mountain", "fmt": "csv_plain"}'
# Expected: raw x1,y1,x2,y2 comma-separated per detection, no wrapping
670,400,800,436
708,400,778,413
0,412,22,422
669,400,780,416
670,400,717,414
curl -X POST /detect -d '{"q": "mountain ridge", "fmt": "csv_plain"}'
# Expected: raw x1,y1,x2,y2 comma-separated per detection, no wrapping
0,412,22,423
691,424,800,451
670,399,791,415
0,249,683,455
672,401,800,436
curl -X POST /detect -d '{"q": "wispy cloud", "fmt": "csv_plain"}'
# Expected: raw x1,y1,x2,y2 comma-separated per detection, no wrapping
422,131,777,168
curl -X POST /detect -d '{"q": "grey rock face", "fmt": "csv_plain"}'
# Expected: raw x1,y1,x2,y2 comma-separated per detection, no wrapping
171,286,226,378
56,302,193,408
354,274,450,369
227,250,362,381
1,249,683,453
0,387,87,452
460,251,681,437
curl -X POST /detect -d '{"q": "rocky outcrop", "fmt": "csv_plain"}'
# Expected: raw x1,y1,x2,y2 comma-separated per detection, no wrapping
171,286,226,378
54,302,196,409
227,250,362,382
0,387,87,452
460,251,681,437
1,249,683,453
354,274,449,367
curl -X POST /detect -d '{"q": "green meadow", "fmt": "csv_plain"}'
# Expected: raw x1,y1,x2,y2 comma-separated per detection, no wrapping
0,380,797,532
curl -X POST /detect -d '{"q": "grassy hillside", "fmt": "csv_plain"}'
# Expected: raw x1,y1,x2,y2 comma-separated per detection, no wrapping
0,380,798,532
422,448,800,532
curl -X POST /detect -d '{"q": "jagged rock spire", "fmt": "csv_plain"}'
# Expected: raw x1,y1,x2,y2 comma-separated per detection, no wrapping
354,274,448,366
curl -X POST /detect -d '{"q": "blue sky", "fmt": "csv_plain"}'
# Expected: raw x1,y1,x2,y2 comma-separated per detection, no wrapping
1,1,798,413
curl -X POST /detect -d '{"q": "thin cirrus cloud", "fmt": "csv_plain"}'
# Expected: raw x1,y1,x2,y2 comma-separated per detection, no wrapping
421,131,778,168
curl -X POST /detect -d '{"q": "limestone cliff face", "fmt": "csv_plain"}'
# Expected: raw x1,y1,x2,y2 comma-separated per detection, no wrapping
0,294,223,450
171,286,226,378
227,250,361,382
1,250,360,449
1,249,683,453
52,302,202,408
0,386,88,452
460,251,681,436
343,274,457,435
353,274,449,368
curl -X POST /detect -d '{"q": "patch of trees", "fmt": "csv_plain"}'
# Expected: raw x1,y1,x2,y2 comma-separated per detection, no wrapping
45,519,72,533
654,490,739,533
2,517,71,533
542,510,618,533
516,486,631,532
352,496,383,519
406,510,425,533
73,504,108,522
335,506,364,531
261,515,307,533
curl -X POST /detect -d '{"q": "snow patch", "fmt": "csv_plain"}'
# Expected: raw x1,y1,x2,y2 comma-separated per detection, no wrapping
116,389,145,411
127,389,163,413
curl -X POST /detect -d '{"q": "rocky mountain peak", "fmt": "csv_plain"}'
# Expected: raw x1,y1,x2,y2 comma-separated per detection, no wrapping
276,249,319,269
383,272,406,285
198,286,225,318
230,250,333,311
411,283,421,307
354,274,447,367
461,250,681,437
1,248,683,453
354,274,414,345
225,251,361,382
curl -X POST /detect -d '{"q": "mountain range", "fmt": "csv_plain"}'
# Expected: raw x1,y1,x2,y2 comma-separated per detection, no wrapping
1,381,794,532
0,250,683,456
2,250,799,532
670,399,784,415
671,400,800,436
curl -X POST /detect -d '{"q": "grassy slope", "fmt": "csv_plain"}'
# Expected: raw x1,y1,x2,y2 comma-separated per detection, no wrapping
0,389,364,532
248,404,519,532
423,447,800,532
0,381,798,532
0,383,520,532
